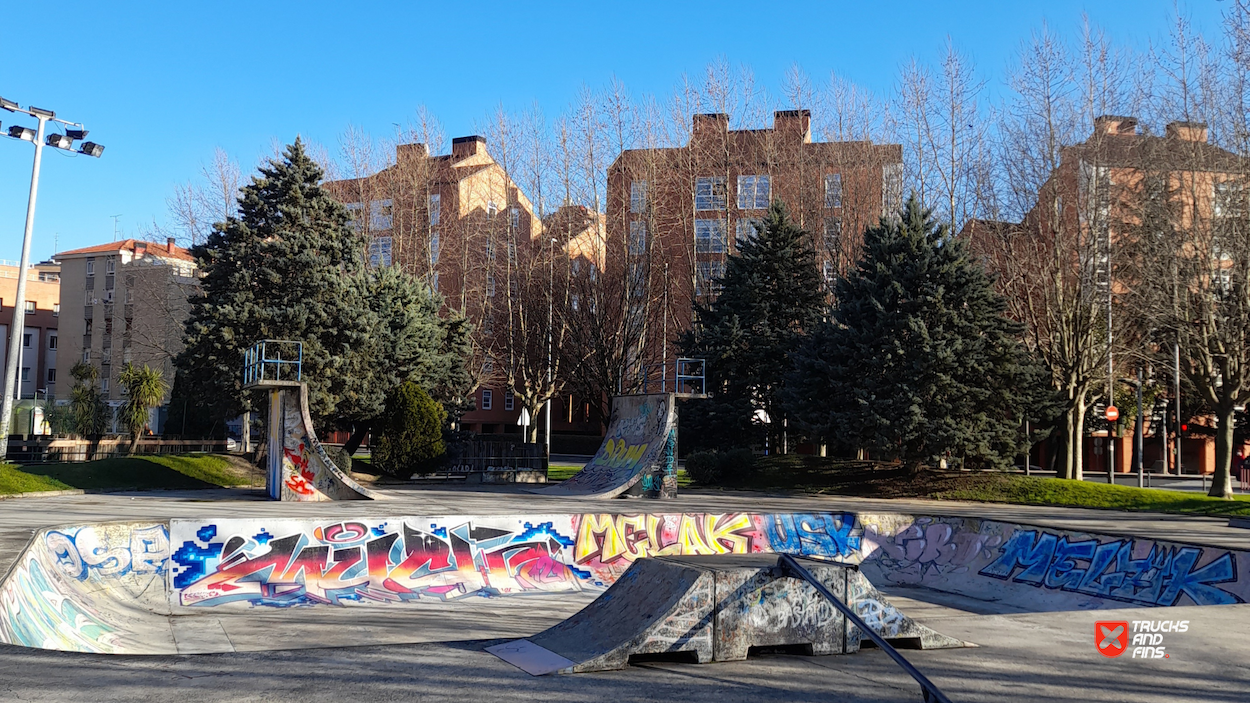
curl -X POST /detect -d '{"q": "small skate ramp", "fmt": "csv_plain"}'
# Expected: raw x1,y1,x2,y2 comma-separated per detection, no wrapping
539,394,677,499
486,554,965,674
273,382,379,501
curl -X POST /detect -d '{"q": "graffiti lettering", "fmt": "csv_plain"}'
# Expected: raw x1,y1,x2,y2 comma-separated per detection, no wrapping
572,513,759,566
981,529,1242,607
763,513,862,558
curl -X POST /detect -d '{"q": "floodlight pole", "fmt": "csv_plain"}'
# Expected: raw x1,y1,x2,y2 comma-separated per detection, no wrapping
0,112,49,460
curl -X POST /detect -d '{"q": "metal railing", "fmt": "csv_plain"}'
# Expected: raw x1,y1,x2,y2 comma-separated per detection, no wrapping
242,340,303,387
778,554,954,703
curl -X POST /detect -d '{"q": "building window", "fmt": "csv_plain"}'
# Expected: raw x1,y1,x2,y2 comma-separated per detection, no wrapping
825,173,843,208
695,261,725,297
48,335,57,350
47,368,56,384
735,218,762,244
629,221,647,256
53,303,59,317
823,260,835,283
509,207,521,232
487,275,496,297
695,176,727,211
24,300,34,314
483,357,494,374
571,293,580,311
504,390,515,411
629,261,646,297
368,236,393,267
883,163,904,217
23,333,31,347
695,219,727,253
630,180,648,213
101,378,109,394
737,175,770,210
481,389,493,411
823,217,842,251
369,199,393,231
487,201,498,219
21,368,29,382
428,193,441,226
105,257,116,274
86,258,95,276
85,319,92,334
83,349,90,363
430,231,440,265
344,202,364,231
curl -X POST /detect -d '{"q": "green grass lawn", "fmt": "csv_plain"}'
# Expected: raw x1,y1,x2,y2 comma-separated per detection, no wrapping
725,455,1250,517
548,463,693,487
0,454,252,496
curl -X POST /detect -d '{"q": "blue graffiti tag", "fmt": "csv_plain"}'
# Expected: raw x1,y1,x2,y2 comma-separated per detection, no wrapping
980,529,1242,606
764,512,862,558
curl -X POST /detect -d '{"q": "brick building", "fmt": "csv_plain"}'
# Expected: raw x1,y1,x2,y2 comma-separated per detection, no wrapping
0,260,60,403
605,110,904,344
325,137,602,437
964,115,1250,476
55,239,198,430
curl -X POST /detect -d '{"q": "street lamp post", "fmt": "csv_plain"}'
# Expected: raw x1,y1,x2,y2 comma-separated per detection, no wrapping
0,97,103,460
545,237,557,457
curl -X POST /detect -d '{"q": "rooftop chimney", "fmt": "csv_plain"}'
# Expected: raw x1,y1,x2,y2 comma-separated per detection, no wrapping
774,109,812,143
1165,121,1209,143
397,142,429,164
692,113,729,144
1093,115,1139,137
451,135,486,159
167,237,177,253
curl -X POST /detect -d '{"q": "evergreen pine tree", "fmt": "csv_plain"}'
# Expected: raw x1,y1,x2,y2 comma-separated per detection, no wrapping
786,195,1054,471
176,139,467,431
679,201,825,451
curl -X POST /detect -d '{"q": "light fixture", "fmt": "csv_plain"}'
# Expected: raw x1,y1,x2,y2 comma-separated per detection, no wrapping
7,125,35,142
65,128,88,140
46,133,73,150
0,97,15,112
79,141,104,157
27,106,54,118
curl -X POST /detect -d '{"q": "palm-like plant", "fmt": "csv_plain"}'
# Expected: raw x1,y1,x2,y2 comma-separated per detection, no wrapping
118,363,169,454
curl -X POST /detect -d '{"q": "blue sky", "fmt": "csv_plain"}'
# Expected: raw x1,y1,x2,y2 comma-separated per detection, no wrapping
0,0,1228,263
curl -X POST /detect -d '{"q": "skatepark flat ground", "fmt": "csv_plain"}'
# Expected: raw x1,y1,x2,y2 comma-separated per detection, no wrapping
1,484,1248,701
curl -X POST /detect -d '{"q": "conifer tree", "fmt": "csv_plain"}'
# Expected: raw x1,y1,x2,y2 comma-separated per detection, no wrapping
679,201,825,451
177,139,468,432
786,195,1055,471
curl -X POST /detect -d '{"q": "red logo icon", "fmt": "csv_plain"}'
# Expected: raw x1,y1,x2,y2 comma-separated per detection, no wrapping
1096,621,1129,658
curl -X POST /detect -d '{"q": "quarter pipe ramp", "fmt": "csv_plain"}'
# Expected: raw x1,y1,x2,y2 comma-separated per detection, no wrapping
269,382,379,501
539,394,677,499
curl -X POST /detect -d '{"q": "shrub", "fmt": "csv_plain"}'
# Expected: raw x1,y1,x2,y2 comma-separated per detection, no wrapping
373,382,447,477
328,445,353,473
686,448,756,486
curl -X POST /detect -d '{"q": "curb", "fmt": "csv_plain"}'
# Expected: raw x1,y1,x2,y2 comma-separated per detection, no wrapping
0,489,86,500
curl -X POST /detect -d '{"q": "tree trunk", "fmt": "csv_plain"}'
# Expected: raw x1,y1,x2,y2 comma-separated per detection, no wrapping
1209,406,1236,500
342,424,370,456
524,403,542,444
128,432,141,456
1072,399,1088,481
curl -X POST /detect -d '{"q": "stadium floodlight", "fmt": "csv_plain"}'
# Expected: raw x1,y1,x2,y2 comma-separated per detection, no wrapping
8,125,35,142
0,98,102,460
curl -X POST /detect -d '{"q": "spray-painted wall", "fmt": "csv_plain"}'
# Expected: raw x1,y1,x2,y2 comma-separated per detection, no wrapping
544,394,677,498
1,512,1246,654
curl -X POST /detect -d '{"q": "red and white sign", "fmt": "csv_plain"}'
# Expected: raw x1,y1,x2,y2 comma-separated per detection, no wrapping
1105,406,1120,422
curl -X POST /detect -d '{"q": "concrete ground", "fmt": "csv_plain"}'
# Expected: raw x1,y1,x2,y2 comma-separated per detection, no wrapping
1,485,1248,701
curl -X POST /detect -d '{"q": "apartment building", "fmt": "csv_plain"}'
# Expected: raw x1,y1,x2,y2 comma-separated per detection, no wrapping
0,260,60,400
605,109,904,338
325,136,606,435
964,115,1249,476
55,239,197,424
